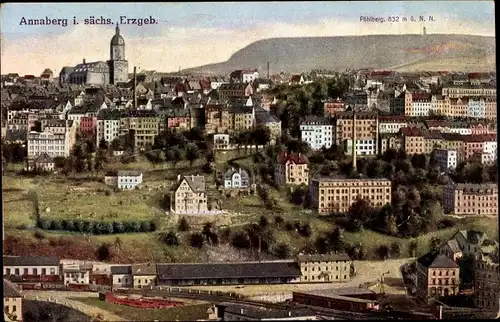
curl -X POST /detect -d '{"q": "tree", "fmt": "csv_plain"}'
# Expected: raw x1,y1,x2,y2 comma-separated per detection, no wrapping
178,217,190,232
190,232,205,248
274,243,291,259
185,142,200,167
258,216,269,230
347,199,374,232
458,254,475,288
96,243,112,261
376,244,390,260
429,236,442,253
408,240,418,257
114,237,123,252
274,216,284,230
159,231,180,246
253,126,271,150
113,221,125,234
298,223,312,238
390,242,401,258
232,231,251,249
202,222,219,246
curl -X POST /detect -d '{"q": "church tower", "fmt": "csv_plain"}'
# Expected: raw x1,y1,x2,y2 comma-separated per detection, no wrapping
109,23,129,85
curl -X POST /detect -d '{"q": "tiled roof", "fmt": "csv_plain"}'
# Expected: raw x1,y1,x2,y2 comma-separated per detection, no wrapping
446,239,462,253
276,152,308,165
448,183,497,194
132,263,157,276
417,252,459,269
400,127,423,137
301,116,332,125
461,134,496,143
3,279,22,298
4,255,60,266
111,265,132,275
157,260,301,280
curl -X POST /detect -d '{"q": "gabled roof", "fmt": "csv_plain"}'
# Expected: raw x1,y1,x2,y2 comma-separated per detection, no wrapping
276,151,308,165
446,239,462,253
3,279,22,298
417,252,459,269
35,153,54,164
111,265,132,275
131,263,157,276
297,253,352,263
223,167,250,181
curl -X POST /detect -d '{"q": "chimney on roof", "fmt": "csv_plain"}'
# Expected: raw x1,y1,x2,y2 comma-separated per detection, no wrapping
240,308,244,314
352,110,357,171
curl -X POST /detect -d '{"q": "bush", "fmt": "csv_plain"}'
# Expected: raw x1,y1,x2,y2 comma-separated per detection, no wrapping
83,221,95,233
284,221,294,231
37,218,51,230
438,218,456,229
159,231,180,246
298,223,312,238
178,217,190,232
273,243,291,259
34,229,45,240
49,219,63,231
190,233,205,248
113,221,125,233
390,242,401,258
96,243,112,261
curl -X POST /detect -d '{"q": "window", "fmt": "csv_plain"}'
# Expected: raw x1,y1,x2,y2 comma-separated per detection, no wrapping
12,305,16,312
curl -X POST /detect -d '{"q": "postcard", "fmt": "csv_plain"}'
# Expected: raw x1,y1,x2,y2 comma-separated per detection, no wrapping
1,2,497,321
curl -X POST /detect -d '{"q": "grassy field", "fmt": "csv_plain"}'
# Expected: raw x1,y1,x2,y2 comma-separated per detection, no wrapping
2,152,498,264
71,297,211,321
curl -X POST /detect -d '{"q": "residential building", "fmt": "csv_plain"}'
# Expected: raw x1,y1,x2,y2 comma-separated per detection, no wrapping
213,133,231,150
274,152,309,186
161,108,192,132
441,239,463,261
323,98,345,117
223,167,251,189
42,119,77,135
379,134,402,155
27,129,74,159
408,92,432,117
205,103,231,135
218,83,253,101
217,303,317,321
120,110,159,149
79,115,97,135
111,265,133,288
170,175,208,214
297,254,354,283
300,116,334,150
3,256,60,277
430,95,450,116
474,252,499,312
293,289,379,312
467,97,486,118
254,107,281,144
443,183,498,216
415,252,460,300
484,97,497,120
229,69,259,84
462,134,497,160
401,127,425,155
471,151,497,165
104,170,143,190
27,153,55,172
442,85,496,99
332,111,378,156
309,176,392,214
156,261,301,286
433,149,457,172
62,263,92,285
96,109,122,145
289,74,305,86
4,279,23,322
378,115,407,134
451,230,497,257
229,102,255,132
132,263,157,289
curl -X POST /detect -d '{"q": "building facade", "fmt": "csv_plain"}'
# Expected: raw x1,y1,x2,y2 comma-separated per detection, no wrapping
171,175,208,214
443,183,498,216
474,253,499,312
4,279,23,322
415,252,460,301
105,170,143,190
434,148,457,172
309,176,392,214
274,152,309,186
300,116,334,150
297,254,354,283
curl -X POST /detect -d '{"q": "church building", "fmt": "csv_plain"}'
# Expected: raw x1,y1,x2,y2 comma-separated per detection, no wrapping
59,24,129,86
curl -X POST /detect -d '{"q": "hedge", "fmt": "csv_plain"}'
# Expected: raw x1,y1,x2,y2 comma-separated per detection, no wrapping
37,218,156,234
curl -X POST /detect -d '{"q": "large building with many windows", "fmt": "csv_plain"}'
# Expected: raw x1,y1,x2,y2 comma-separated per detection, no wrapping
274,152,309,186
474,252,499,313
96,109,122,145
443,183,498,216
415,252,460,301
120,110,159,149
434,148,457,172
300,116,334,150
297,253,354,283
27,121,76,159
332,111,378,156
308,176,392,214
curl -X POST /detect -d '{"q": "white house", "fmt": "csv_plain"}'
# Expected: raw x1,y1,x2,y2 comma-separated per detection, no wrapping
242,70,260,84
104,170,143,190
62,263,92,285
111,265,133,288
3,256,60,277
223,167,250,189
434,148,457,172
410,100,431,117
378,117,408,134
483,141,497,154
213,133,231,150
96,109,122,146
300,116,334,150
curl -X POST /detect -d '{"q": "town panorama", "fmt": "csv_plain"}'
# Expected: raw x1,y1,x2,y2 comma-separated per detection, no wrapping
1,2,498,321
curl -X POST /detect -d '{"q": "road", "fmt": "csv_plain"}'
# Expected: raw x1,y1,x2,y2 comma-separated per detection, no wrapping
23,291,127,322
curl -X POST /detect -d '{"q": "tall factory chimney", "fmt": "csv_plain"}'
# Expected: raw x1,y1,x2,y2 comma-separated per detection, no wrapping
423,26,427,35
267,62,270,80
352,110,357,171
133,66,137,109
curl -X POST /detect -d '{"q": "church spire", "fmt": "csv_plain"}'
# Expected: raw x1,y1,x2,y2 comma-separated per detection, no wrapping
115,23,120,35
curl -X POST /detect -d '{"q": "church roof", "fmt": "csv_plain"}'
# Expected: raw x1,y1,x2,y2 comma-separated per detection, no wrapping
111,24,125,46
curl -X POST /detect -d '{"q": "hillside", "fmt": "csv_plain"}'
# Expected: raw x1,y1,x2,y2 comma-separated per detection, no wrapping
182,34,496,74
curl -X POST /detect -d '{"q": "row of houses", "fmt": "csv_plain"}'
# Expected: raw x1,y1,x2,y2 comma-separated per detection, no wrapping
3,253,355,289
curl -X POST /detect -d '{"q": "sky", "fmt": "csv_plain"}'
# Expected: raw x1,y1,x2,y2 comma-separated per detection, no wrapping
0,1,495,75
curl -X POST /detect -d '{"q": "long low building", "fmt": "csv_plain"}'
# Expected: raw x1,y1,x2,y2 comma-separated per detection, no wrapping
156,260,302,286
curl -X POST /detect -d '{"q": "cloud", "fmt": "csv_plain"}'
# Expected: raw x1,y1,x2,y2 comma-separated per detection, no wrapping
1,15,495,75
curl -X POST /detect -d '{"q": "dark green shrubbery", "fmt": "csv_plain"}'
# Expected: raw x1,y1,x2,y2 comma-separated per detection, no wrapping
37,218,156,234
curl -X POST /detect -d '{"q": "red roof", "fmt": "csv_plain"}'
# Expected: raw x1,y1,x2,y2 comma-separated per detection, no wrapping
411,92,431,101
400,127,423,137
174,83,187,92
276,151,308,165
41,74,51,79
369,70,392,76
199,79,211,90
24,75,35,79
290,75,302,82
426,120,450,128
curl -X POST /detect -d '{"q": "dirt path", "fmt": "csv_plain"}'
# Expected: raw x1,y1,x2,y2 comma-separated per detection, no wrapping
23,291,127,321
